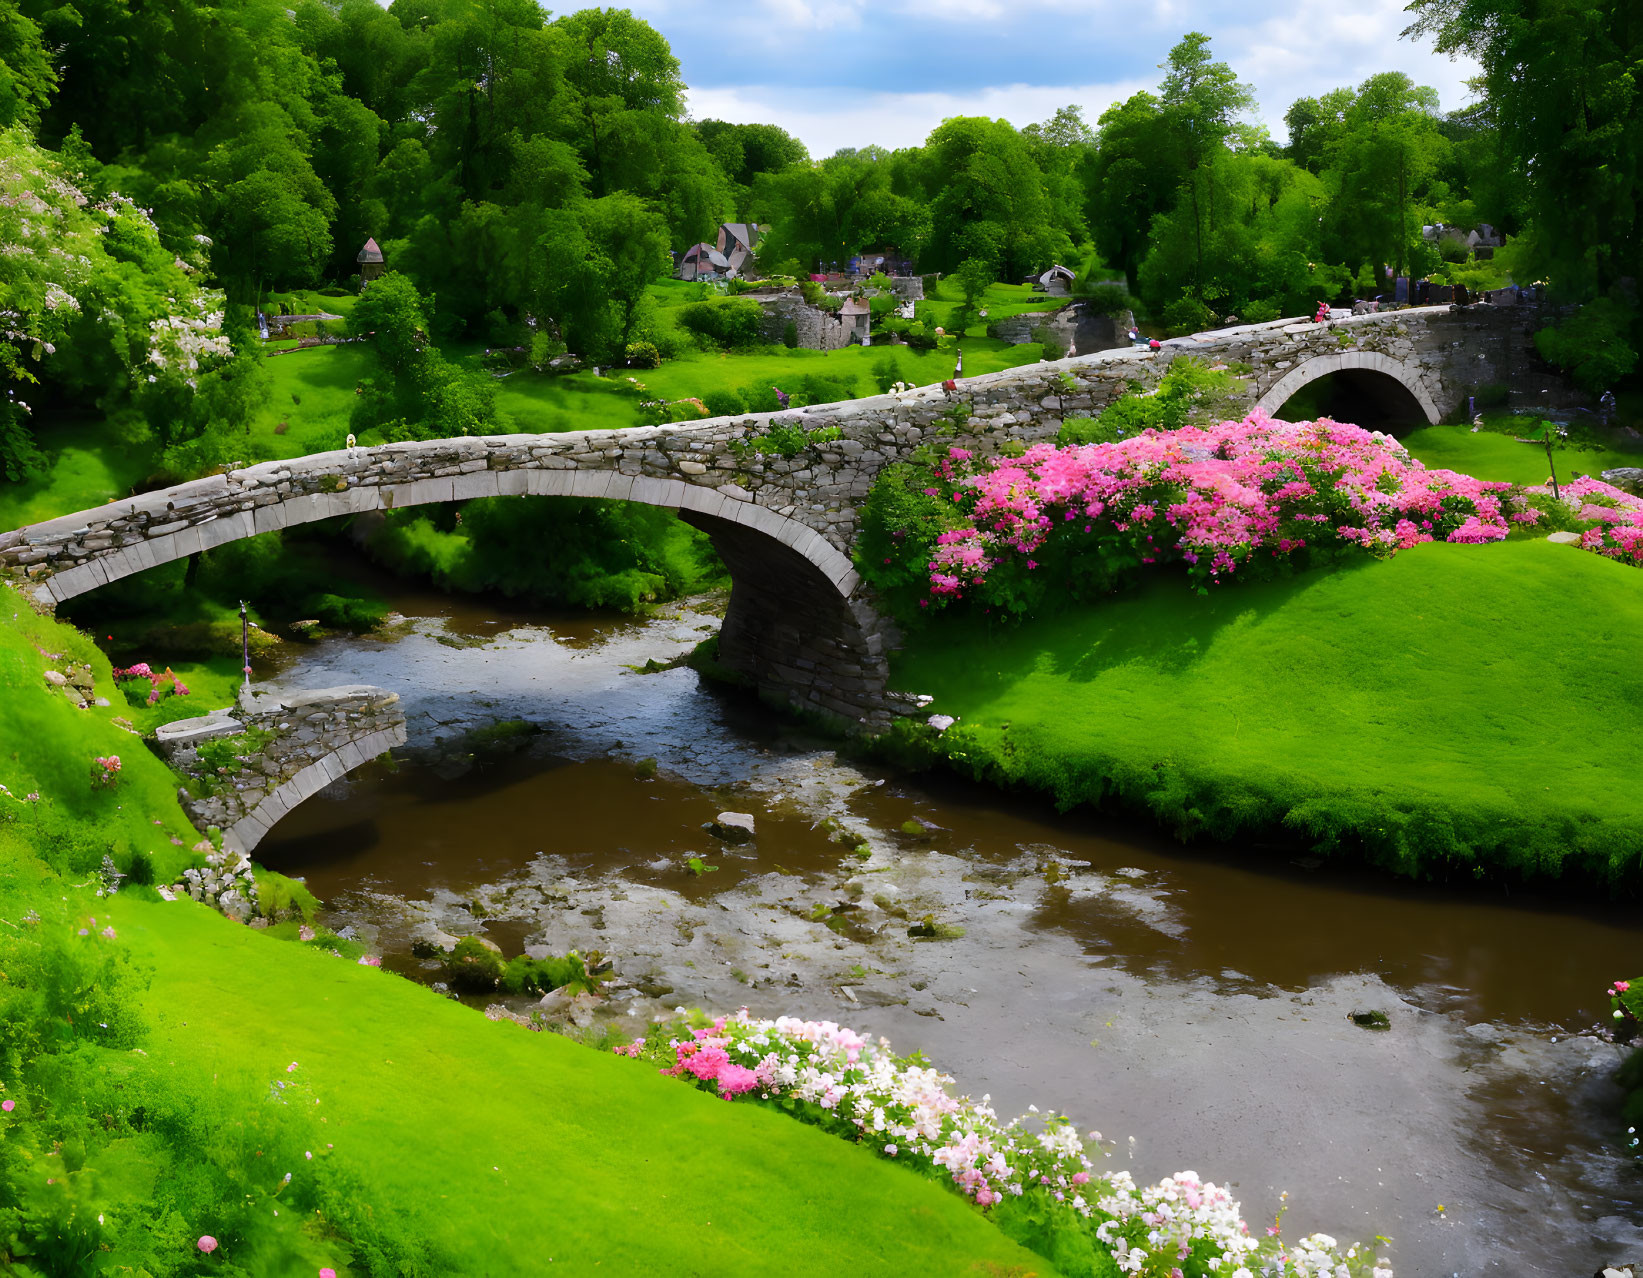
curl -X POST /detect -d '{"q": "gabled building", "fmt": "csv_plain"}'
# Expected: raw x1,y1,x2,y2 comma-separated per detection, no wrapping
678,242,731,281
716,223,764,275
1037,264,1076,295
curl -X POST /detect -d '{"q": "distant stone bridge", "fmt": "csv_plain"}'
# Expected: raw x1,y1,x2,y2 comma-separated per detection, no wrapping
0,304,1557,730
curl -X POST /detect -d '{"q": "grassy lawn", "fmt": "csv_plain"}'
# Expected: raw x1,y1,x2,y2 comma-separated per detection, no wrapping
0,417,161,529
894,539,1643,883
0,586,1049,1276
1402,424,1643,487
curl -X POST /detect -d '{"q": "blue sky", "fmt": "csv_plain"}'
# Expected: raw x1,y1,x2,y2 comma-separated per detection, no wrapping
617,0,1478,156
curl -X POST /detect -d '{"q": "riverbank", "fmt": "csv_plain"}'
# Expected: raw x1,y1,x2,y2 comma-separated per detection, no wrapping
0,585,1052,1275
247,576,1643,1273
891,538,1643,884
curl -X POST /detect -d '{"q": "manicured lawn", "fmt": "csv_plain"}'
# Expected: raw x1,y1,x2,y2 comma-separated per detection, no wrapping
1402,424,1643,487
633,337,1046,403
107,896,1044,1276
895,539,1643,882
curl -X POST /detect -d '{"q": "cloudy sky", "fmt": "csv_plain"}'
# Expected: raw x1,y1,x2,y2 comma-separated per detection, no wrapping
619,0,1478,157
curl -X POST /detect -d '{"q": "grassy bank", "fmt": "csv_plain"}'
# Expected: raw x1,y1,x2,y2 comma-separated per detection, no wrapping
1402,423,1642,487
892,539,1643,883
0,587,1047,1275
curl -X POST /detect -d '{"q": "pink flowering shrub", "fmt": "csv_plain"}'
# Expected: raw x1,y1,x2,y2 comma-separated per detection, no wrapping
111,661,191,708
1527,475,1643,568
90,755,121,790
859,411,1536,619
617,1009,1390,1277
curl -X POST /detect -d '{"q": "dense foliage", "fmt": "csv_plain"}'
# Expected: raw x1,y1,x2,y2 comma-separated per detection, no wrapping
2,0,1636,483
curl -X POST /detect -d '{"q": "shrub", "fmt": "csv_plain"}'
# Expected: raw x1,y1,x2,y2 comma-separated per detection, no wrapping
700,389,746,417
1031,324,1065,362
674,298,765,348
1535,297,1640,393
871,355,905,393
624,340,661,368
1077,282,1135,316
1161,293,1216,338
443,936,506,992
1240,298,1282,324
782,320,798,349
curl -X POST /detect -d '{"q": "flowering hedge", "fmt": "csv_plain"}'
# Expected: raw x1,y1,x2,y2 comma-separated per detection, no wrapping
615,1010,1391,1277
857,411,1542,620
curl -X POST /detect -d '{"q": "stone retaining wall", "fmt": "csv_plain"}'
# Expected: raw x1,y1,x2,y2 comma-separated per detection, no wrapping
156,685,406,854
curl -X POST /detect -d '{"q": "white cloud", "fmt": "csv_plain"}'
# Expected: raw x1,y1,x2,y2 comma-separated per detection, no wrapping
686,79,1153,157
755,0,869,32
1222,0,1479,130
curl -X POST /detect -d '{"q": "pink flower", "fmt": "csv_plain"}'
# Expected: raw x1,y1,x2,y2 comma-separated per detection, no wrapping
100,926,116,940
1618,981,1631,993
287,1061,299,1073
320,1270,336,1278
357,954,381,966
299,925,315,942
198,1236,218,1254
2,1099,14,1112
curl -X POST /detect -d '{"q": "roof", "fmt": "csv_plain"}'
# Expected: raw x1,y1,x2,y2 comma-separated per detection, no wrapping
1039,264,1075,283
721,222,760,251
357,237,384,264
683,243,731,268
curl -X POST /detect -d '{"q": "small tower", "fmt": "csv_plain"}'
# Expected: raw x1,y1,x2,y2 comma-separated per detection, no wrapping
357,237,385,285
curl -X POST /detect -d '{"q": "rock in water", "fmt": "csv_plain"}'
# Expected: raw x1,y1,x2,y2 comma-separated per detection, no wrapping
707,811,756,844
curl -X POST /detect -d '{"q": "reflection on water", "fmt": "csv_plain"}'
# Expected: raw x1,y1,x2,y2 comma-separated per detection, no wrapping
256,582,1643,1275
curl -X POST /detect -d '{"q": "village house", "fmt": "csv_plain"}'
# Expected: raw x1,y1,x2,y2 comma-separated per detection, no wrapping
1036,263,1076,295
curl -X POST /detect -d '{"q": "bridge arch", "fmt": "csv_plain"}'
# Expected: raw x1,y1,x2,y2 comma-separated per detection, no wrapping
1255,350,1442,427
3,436,898,730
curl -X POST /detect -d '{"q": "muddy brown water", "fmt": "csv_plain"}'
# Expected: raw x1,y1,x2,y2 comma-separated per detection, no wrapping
254,584,1643,1276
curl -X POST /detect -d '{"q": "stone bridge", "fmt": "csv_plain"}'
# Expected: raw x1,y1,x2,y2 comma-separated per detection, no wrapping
155,684,406,855
0,304,1558,730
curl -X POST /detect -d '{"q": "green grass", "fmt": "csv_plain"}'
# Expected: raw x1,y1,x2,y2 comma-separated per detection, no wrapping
105,896,1043,1275
894,539,1643,883
0,417,161,529
0,587,1050,1275
1402,424,1643,487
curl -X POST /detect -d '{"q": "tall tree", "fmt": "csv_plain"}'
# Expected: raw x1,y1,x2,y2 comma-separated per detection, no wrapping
1406,0,1641,299
1157,32,1257,297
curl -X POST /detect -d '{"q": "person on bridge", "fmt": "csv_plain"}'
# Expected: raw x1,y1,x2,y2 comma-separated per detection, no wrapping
1147,337,1161,352
1314,300,1330,324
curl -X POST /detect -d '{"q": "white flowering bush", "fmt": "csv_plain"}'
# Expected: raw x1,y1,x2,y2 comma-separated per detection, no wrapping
0,126,242,480
615,1010,1392,1277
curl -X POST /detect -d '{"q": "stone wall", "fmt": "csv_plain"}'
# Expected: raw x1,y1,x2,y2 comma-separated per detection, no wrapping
755,292,856,351
156,685,406,854
0,304,1568,734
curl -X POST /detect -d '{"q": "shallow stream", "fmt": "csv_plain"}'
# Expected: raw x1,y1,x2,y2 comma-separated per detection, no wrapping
254,578,1643,1275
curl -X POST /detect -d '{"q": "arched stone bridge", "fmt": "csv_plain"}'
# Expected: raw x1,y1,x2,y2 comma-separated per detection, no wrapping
0,304,1554,730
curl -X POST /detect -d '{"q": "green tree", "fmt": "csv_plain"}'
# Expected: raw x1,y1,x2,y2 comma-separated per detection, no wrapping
1157,32,1257,297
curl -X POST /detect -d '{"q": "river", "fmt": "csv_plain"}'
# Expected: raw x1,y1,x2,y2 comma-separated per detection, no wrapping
253,574,1643,1276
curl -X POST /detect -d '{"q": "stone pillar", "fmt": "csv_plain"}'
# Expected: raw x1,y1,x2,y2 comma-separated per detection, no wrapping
681,510,899,731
